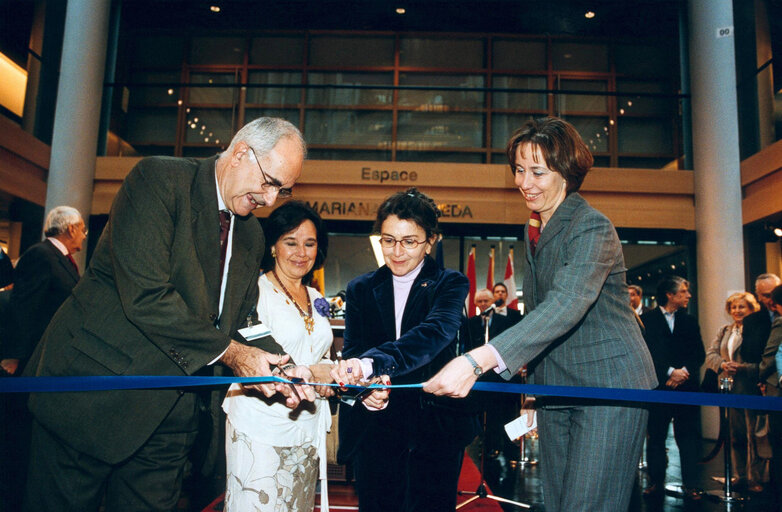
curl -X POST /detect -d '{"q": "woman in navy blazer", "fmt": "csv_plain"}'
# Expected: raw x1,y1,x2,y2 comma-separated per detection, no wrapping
425,117,657,512
332,188,479,512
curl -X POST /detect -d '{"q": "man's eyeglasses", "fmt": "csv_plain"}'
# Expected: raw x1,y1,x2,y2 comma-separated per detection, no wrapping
247,147,293,198
378,235,428,250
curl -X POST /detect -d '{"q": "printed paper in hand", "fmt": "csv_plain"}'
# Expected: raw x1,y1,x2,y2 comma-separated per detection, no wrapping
504,411,537,441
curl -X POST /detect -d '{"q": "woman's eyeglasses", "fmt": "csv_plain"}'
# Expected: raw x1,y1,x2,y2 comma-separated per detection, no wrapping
379,236,428,249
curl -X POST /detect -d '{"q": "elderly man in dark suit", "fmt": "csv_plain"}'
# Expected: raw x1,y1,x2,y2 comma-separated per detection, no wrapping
759,283,782,508
641,275,705,500
2,206,85,376
23,117,314,512
746,274,782,370
0,206,85,510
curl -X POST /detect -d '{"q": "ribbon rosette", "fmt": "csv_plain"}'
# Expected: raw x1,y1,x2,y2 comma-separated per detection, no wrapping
314,297,330,318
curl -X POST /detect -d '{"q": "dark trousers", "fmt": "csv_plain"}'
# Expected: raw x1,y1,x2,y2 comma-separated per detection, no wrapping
768,411,782,511
0,380,31,511
23,393,199,512
353,422,465,512
646,402,701,488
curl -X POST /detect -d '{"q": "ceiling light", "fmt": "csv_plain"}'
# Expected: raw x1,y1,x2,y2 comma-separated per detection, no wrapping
396,7,406,14
210,5,221,13
585,11,595,19
774,227,782,237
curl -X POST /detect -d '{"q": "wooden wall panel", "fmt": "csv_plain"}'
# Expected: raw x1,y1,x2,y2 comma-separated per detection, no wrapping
91,156,696,230
740,139,782,224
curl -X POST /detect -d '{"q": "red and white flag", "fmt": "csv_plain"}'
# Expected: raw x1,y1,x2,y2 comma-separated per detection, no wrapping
504,247,518,310
486,246,495,290
466,245,477,317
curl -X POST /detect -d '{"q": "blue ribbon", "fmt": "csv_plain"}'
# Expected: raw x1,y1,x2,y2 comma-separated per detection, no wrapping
2,376,782,412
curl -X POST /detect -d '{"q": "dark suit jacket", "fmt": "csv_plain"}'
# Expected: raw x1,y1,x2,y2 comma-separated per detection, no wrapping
759,317,782,394
490,193,657,391
744,308,774,368
503,307,523,326
467,311,512,347
25,155,283,464
641,307,705,391
337,257,480,462
3,239,79,366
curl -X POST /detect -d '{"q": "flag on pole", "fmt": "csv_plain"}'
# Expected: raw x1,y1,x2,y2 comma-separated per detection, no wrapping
486,246,495,290
466,245,477,317
504,247,518,310
311,267,325,296
435,238,444,269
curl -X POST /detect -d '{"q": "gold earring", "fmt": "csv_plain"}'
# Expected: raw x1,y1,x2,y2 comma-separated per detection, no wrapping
271,248,276,258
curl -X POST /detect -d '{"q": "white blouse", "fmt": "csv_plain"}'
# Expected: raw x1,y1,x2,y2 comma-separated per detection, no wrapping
222,273,334,504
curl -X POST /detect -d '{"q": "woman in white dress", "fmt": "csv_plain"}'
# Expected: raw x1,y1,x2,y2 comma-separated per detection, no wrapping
223,201,335,512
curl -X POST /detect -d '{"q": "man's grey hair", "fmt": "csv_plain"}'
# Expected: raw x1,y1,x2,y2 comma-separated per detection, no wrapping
628,284,643,295
222,117,306,162
44,206,83,237
475,288,493,301
755,273,781,288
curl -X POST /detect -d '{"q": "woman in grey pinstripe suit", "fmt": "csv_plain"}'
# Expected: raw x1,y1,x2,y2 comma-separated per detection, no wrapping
425,117,658,512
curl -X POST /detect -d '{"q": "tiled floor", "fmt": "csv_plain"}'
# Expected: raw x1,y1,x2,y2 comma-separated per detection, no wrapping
473,429,779,512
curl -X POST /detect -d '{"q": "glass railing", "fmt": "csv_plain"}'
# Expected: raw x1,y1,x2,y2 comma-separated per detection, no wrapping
108,80,688,169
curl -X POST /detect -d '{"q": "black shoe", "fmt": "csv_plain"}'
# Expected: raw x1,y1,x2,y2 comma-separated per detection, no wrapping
643,484,662,497
683,488,702,501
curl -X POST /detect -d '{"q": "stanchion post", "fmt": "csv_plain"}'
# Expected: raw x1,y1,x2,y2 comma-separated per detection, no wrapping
706,376,744,503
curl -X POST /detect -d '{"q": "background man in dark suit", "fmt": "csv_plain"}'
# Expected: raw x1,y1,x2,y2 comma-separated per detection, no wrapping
642,275,705,500
468,288,511,343
0,206,85,510
466,288,518,464
758,281,782,508
23,118,314,512
492,282,522,326
629,284,652,316
746,273,782,370
2,206,85,375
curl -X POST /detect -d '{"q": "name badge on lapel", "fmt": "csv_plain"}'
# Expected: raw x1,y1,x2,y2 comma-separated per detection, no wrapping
238,323,272,342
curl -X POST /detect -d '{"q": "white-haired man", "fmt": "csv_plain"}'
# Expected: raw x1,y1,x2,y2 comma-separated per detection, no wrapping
24,118,314,511
0,206,85,511
2,206,86,376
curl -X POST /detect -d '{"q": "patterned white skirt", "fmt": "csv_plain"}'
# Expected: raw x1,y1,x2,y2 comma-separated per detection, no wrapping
225,419,319,512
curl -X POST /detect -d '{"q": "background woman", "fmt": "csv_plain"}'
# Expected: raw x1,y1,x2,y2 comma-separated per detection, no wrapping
424,117,658,512
331,188,480,512
222,201,334,512
705,291,766,492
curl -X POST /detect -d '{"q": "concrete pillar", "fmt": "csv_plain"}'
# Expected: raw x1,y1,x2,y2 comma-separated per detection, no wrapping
688,0,746,439
45,0,111,268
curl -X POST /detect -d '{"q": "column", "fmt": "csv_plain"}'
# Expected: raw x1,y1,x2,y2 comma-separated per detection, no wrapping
44,0,111,268
688,0,745,438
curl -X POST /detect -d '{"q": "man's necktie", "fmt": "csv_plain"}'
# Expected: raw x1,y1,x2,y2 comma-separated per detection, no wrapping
528,211,542,256
66,253,79,275
218,210,231,284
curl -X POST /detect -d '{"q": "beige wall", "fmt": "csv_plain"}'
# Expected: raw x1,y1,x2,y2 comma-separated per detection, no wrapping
94,157,697,230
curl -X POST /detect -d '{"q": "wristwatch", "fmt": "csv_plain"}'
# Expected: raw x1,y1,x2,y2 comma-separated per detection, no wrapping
464,353,483,377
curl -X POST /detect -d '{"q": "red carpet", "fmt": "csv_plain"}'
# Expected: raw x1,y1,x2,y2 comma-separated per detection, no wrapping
203,453,502,511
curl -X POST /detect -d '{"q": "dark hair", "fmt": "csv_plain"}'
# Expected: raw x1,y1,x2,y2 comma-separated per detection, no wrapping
505,116,594,193
656,275,689,307
493,282,508,293
261,201,328,281
772,285,782,307
372,187,442,239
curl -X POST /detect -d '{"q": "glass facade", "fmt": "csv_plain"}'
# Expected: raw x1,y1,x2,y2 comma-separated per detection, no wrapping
115,31,683,168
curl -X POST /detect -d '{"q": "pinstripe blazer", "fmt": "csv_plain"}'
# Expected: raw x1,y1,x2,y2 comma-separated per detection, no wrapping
491,193,657,391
